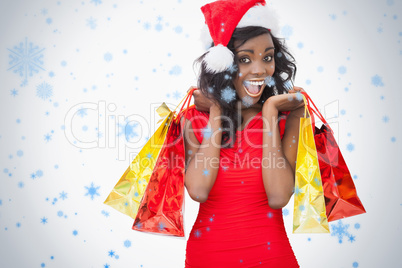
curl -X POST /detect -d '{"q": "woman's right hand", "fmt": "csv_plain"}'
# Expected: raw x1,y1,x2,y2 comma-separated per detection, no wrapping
189,86,219,112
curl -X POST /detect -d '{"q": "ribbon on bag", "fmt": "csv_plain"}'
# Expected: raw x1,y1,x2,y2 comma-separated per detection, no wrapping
293,95,330,233
132,87,197,237
301,92,366,222
103,103,174,218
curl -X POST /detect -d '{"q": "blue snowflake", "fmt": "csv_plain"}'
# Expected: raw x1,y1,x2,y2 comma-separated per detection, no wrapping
40,217,48,224
241,96,253,107
8,38,45,86
77,108,88,118
202,126,212,139
86,17,97,29
338,66,347,74
90,0,102,6
294,186,303,196
108,250,115,257
158,222,166,231
72,230,78,236
143,22,151,30
265,76,275,87
44,133,52,142
101,210,110,217
346,143,355,152
36,170,43,177
354,223,360,229
174,25,183,34
382,115,389,123
353,261,359,267
169,65,182,75
371,75,384,87
330,220,355,243
329,14,337,20
10,89,18,97
118,121,139,141
172,90,182,100
123,240,131,248
85,182,100,200
194,229,202,238
18,181,24,188
36,82,53,100
155,23,163,32
221,86,236,103
281,25,293,39
104,52,113,62
282,208,289,216
59,191,67,200
202,169,210,176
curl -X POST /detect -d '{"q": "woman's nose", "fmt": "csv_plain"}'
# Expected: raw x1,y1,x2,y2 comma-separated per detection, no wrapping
251,62,267,76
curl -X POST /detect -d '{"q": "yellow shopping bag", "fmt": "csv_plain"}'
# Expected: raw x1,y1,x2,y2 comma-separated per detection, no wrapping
104,103,174,218
293,95,330,233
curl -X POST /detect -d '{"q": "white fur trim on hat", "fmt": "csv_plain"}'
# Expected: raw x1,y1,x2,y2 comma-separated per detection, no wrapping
237,3,280,36
202,44,234,73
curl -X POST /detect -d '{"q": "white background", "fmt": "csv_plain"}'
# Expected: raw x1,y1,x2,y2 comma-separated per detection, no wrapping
0,0,401,267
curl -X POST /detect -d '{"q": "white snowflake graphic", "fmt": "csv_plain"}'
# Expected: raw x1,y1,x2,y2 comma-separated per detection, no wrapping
221,86,236,103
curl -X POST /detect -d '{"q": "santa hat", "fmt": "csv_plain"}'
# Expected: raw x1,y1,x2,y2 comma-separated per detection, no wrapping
200,0,280,73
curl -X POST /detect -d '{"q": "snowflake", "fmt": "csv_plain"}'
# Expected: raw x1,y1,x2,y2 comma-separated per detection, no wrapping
382,115,389,123
18,181,24,188
158,222,166,231
281,25,293,39
90,0,102,6
283,80,293,90
118,121,139,141
371,75,384,87
36,82,53,100
72,230,78,236
77,108,88,118
108,250,115,257
44,133,52,142
241,96,253,107
123,240,131,248
86,17,97,30
202,126,212,139
194,229,202,238
143,22,151,30
8,38,45,86
40,217,48,224
265,76,275,87
41,8,48,15
169,65,182,76
221,86,236,103
172,90,182,100
104,264,110,268
330,220,355,243
101,210,110,217
155,23,163,32
295,91,303,101
10,89,18,97
59,191,68,200
346,143,355,152
294,186,303,196
85,182,100,200
202,169,210,176
282,208,289,216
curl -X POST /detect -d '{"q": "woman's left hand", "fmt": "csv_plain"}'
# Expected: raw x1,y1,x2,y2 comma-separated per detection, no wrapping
263,86,306,112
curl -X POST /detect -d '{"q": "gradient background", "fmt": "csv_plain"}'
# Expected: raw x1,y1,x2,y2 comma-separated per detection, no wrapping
0,0,401,267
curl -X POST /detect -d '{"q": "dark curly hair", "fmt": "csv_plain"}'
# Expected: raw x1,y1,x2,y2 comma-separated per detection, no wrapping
194,26,297,147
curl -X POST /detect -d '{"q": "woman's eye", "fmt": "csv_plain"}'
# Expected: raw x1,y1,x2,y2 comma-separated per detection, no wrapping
239,57,250,63
264,55,273,62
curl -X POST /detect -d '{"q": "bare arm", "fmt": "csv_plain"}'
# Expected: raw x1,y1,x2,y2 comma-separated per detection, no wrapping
261,93,305,209
183,104,222,203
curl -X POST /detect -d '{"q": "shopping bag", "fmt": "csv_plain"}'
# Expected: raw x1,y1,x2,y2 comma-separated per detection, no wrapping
103,103,174,218
302,92,366,222
293,95,330,233
132,88,196,237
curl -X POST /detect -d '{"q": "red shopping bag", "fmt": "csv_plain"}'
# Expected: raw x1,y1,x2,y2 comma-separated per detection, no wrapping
132,88,196,237
301,92,366,222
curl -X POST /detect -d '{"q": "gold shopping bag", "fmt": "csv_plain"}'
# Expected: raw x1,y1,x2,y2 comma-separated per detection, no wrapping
104,103,174,218
293,95,330,233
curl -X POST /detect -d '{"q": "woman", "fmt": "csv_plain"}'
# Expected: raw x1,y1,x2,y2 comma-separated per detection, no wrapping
183,0,305,267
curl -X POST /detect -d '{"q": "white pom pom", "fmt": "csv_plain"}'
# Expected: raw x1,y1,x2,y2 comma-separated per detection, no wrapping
202,44,234,74
237,4,281,37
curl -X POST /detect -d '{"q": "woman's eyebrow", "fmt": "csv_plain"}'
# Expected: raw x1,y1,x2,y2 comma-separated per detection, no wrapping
235,47,275,54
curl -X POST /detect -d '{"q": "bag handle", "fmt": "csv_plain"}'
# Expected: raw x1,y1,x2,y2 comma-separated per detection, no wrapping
301,92,334,133
173,87,197,124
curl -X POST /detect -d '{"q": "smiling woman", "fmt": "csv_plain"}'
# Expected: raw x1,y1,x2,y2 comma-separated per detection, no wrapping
183,0,305,267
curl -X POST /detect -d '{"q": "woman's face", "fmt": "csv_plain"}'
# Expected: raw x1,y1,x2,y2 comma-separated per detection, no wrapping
233,33,275,108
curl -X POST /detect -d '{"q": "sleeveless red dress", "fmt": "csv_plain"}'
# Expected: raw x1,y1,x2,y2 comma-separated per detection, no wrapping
184,106,299,268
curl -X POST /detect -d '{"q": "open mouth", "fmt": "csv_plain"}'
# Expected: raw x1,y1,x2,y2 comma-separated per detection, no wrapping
243,80,265,96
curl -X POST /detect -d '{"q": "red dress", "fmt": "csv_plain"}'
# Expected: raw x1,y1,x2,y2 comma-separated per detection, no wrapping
184,106,299,268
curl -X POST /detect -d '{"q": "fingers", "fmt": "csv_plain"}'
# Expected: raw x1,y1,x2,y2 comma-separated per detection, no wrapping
187,86,197,93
